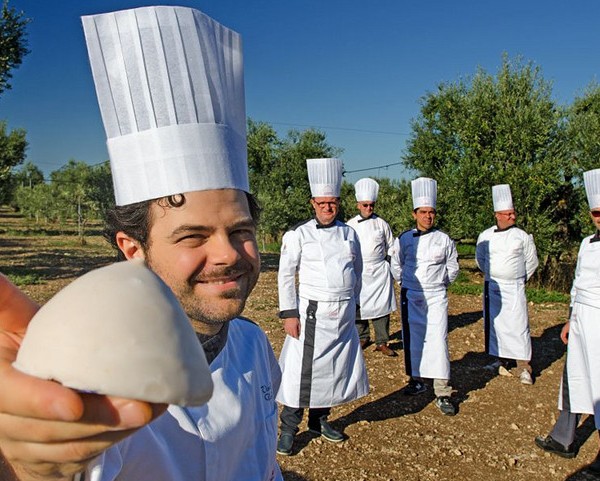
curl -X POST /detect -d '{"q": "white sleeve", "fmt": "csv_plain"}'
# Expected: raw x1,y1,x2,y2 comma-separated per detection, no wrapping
446,238,460,284
352,230,363,301
389,237,402,283
277,229,301,316
524,233,539,281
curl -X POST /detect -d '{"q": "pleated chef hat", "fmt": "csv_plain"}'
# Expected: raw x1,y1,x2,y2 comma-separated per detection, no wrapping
307,158,343,197
584,168,600,210
354,178,379,202
411,177,437,209
492,184,514,212
82,6,248,206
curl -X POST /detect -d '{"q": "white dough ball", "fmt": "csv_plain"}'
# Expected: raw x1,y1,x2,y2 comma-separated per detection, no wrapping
14,259,213,406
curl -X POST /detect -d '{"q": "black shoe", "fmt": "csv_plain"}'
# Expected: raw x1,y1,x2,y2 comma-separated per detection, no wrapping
403,379,427,396
308,420,344,443
276,432,294,456
534,435,576,459
435,396,457,416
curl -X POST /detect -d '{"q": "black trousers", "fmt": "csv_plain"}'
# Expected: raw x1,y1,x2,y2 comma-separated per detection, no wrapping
280,406,331,435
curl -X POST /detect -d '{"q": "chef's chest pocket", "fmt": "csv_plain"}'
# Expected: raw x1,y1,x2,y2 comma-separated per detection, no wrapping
325,241,355,287
302,241,322,263
418,243,446,264
508,239,523,257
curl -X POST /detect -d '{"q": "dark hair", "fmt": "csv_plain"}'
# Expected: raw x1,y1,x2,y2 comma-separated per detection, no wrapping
104,191,261,261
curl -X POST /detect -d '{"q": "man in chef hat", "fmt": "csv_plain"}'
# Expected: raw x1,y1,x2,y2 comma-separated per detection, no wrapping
536,168,600,474
475,184,539,385
346,178,397,356
276,158,369,455
0,6,282,481
390,177,460,416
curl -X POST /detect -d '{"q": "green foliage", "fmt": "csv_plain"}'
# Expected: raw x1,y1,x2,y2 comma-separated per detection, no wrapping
12,161,114,241
0,120,27,202
0,0,29,96
247,119,341,241
7,272,41,286
405,55,573,260
525,287,570,304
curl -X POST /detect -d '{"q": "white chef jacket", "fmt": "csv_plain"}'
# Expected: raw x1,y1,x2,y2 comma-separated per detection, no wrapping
86,318,282,481
276,219,369,408
558,232,600,427
475,225,539,360
346,214,397,319
390,228,459,379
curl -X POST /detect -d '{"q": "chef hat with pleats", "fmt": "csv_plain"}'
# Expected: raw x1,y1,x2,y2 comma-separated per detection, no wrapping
82,6,248,206
307,158,343,197
492,184,514,212
584,168,600,210
411,177,437,209
354,178,379,202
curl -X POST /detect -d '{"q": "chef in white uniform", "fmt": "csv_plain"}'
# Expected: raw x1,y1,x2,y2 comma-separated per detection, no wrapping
535,168,600,475
346,178,397,356
0,7,283,481
390,177,459,416
475,184,539,385
276,158,369,456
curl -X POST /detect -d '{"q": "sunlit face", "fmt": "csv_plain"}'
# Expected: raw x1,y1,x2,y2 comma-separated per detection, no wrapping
591,209,600,231
311,197,339,225
357,201,375,219
412,207,436,231
495,209,516,230
122,189,260,335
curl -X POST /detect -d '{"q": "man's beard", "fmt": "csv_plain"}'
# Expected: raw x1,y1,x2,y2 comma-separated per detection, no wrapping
151,261,258,326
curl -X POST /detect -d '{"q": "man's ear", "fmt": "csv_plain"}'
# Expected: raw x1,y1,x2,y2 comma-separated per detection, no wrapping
115,232,146,260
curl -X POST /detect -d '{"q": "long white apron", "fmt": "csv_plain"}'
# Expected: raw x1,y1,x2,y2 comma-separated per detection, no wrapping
484,279,531,360
360,256,397,319
276,296,369,408
558,302,600,428
400,288,450,380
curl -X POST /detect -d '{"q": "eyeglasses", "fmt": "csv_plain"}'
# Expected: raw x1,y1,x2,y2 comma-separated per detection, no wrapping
497,212,516,217
314,201,337,208
591,210,600,218
360,203,375,208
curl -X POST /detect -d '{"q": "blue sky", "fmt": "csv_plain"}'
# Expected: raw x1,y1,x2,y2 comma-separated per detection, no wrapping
1,1,600,184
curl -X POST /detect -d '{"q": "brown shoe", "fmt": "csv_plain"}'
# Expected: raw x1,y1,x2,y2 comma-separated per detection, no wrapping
374,343,397,357
359,339,369,349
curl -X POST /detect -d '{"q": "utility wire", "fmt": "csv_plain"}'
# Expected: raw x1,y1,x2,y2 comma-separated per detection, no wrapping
269,121,410,136
345,161,403,174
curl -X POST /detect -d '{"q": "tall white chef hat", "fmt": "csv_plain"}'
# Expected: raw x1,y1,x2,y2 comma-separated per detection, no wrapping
411,177,437,209
354,178,379,202
584,168,600,210
307,158,343,197
82,6,248,206
492,184,514,212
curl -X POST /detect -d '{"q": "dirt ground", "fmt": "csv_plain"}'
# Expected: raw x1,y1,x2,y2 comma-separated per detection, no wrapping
1,213,599,481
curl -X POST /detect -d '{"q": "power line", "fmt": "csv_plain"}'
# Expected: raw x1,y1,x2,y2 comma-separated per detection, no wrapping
345,161,403,174
269,121,410,137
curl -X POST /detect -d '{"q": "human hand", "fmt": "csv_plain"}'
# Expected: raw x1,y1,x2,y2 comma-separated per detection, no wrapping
0,275,166,480
283,317,301,339
560,321,570,345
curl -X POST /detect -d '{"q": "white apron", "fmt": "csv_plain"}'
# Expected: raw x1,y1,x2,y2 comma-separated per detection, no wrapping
484,279,531,360
346,215,396,319
400,287,450,380
558,302,600,428
276,296,369,408
86,319,282,481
